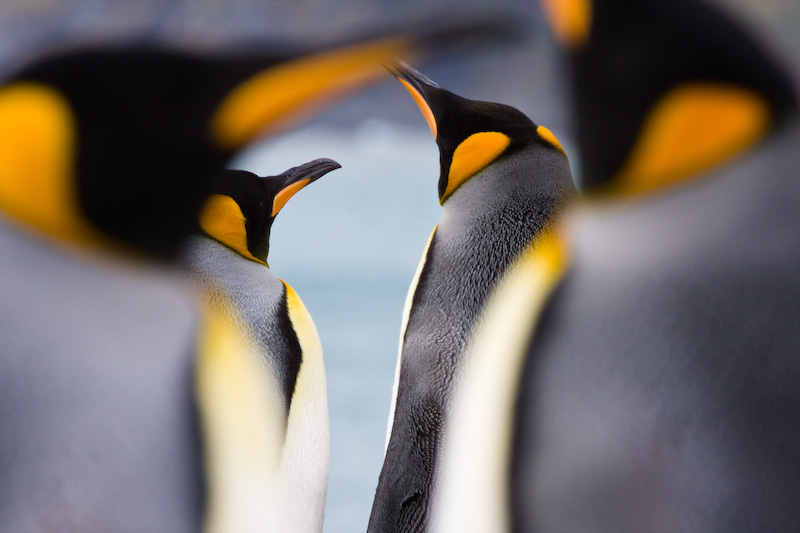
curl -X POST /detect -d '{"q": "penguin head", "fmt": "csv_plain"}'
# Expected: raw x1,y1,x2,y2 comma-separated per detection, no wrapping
539,0,798,195
389,62,568,205
0,38,417,258
198,159,340,266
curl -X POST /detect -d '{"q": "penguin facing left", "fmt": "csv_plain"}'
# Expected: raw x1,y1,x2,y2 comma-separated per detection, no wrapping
367,63,575,533
181,159,341,533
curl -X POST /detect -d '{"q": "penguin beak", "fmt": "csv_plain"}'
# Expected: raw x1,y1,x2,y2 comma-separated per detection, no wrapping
386,61,441,91
386,61,440,139
210,38,419,151
209,11,528,151
268,158,341,217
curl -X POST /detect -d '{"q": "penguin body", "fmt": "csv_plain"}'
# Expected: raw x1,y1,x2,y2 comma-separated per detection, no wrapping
511,124,800,532
181,235,291,401
0,220,205,533
431,0,800,532
368,64,575,533
181,162,339,533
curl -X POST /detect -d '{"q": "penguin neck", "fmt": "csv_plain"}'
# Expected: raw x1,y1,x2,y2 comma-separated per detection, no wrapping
439,145,574,230
181,234,296,410
249,223,273,267
182,235,283,303
414,143,573,355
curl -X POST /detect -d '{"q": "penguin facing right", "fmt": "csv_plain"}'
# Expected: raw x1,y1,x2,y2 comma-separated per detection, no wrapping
367,63,575,533
181,160,341,533
431,0,800,532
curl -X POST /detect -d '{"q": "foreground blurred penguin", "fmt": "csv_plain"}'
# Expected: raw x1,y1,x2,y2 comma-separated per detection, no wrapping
182,161,340,533
368,63,575,533
0,28,479,531
433,0,800,532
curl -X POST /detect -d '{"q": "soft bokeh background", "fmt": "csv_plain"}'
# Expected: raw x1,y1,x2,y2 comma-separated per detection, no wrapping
1,1,797,532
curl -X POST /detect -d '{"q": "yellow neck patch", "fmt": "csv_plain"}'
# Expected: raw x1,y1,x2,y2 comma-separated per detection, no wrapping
283,282,323,375
398,78,437,138
611,83,770,195
199,194,266,266
211,37,415,149
272,178,311,217
0,83,102,244
537,125,567,156
443,131,511,204
540,0,592,49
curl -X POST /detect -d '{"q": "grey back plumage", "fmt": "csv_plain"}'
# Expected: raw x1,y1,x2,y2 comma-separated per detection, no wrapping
511,119,800,532
0,221,204,533
182,235,299,414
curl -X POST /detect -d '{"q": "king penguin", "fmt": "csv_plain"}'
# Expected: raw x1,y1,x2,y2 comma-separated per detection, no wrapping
0,30,477,532
431,1,800,532
181,160,341,533
367,63,575,533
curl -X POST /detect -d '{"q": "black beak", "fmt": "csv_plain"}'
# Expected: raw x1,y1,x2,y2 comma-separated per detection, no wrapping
267,158,342,217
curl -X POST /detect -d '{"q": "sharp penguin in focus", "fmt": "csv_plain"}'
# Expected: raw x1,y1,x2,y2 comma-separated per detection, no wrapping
182,160,340,533
368,62,575,533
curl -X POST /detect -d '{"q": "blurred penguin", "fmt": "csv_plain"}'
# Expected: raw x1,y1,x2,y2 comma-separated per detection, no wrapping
368,63,575,533
432,0,800,532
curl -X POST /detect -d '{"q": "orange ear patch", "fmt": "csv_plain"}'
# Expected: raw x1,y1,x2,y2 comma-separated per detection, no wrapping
540,0,592,49
612,83,770,194
442,132,510,204
536,125,567,156
0,83,101,244
199,194,266,265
